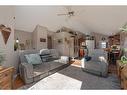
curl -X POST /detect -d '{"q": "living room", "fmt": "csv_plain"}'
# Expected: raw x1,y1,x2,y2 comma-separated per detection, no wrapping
1,6,127,90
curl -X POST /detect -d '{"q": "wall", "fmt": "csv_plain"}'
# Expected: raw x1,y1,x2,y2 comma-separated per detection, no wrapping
33,25,48,50
120,32,127,48
15,25,51,51
0,7,19,73
53,32,74,57
14,29,33,49
91,32,109,48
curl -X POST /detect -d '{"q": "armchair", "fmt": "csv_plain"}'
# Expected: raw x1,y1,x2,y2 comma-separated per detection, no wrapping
81,49,108,77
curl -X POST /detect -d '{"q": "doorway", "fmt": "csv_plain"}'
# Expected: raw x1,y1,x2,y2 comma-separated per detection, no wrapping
47,36,52,49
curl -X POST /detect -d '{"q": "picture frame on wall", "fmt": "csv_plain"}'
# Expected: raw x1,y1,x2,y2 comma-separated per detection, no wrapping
0,24,11,44
40,38,46,42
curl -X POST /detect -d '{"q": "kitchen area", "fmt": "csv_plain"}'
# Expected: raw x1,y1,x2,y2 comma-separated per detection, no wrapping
78,32,121,64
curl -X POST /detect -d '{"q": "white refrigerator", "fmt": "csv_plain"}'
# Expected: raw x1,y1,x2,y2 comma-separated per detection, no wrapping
86,40,95,55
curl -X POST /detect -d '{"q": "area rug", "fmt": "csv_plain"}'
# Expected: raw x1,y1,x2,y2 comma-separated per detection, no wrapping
19,65,120,90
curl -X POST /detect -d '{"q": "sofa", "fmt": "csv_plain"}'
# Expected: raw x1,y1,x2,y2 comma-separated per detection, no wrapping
81,49,109,77
19,49,69,84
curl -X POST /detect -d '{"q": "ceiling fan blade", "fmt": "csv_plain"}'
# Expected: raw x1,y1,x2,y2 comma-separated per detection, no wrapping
58,14,68,16
57,13,68,16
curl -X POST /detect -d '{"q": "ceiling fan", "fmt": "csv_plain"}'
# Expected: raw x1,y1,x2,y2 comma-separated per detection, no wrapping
57,7,75,17
57,11,75,17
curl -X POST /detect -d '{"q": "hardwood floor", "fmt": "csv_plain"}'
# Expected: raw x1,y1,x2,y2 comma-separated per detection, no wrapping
13,75,24,89
108,64,117,74
13,60,117,89
70,59,81,67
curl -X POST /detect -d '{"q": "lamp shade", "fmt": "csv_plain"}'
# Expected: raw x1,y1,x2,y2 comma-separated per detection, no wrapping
16,38,19,43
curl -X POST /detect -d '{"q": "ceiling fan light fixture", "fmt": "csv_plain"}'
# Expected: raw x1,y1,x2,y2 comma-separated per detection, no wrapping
68,11,74,16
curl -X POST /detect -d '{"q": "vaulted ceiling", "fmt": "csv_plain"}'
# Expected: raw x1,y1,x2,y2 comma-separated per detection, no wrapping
15,6,127,36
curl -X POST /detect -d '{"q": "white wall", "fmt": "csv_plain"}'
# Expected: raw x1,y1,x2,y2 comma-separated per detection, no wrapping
53,32,74,57
14,29,33,49
0,6,19,73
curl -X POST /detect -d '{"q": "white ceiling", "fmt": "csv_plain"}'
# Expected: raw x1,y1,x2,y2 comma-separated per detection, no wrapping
15,6,127,35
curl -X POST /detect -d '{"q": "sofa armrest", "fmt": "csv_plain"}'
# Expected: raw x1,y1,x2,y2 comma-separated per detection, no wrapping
59,56,69,64
100,61,108,73
20,62,34,79
96,61,108,77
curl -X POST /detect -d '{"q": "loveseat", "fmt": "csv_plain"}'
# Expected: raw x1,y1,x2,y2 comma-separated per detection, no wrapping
19,49,69,84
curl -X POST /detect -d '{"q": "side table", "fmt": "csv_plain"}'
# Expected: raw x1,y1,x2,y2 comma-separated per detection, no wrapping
0,66,14,89
121,65,127,89
116,60,127,79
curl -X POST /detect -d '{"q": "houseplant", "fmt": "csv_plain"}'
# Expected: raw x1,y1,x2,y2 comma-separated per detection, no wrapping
121,48,127,64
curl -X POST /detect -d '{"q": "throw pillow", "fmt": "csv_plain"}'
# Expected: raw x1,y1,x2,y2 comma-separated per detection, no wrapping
25,54,42,65
84,56,92,61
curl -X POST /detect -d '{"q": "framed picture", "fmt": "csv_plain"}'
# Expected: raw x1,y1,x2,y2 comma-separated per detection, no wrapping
58,39,63,44
40,38,46,42
0,24,11,44
19,43,25,50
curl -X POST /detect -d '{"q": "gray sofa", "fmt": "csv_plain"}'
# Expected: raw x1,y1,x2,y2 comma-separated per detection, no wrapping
19,49,69,84
81,49,109,77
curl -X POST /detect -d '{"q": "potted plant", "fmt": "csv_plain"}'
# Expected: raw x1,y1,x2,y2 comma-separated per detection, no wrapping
121,48,127,64
0,52,5,70
14,42,18,51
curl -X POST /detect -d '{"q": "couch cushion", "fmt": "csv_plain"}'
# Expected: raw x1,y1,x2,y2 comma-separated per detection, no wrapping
46,61,65,70
25,54,42,65
85,61,102,72
33,64,50,76
33,61,65,77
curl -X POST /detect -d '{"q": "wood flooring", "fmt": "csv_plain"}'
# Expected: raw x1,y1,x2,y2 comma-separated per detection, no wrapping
13,75,24,89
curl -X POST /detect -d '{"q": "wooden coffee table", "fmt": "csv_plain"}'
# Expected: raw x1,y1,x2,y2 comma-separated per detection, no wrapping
70,59,81,67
